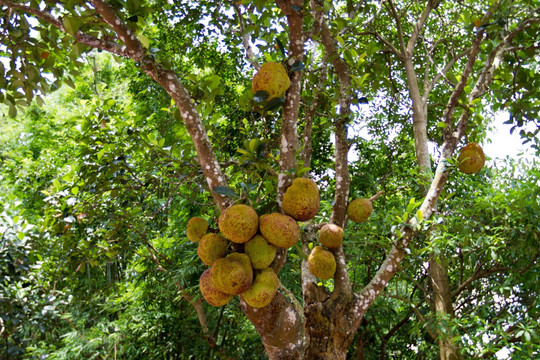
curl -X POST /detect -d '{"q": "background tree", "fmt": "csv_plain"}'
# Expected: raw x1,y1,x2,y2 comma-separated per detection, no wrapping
1,0,538,359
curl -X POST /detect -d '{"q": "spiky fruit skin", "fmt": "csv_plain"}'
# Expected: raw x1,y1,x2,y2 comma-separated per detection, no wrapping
186,217,208,242
241,268,278,308
259,213,300,248
282,178,320,221
197,233,228,266
245,235,277,269
252,62,290,100
218,204,258,244
347,198,373,224
211,257,252,295
226,253,253,289
319,224,344,249
308,246,336,280
457,143,485,174
199,268,233,307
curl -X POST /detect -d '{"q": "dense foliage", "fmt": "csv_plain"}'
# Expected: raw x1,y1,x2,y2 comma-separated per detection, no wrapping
1,0,539,359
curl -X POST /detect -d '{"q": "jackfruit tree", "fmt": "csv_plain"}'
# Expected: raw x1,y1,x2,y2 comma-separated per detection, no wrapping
1,0,539,359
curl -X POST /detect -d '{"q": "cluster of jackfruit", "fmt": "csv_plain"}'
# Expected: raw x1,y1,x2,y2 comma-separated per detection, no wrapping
189,178,326,308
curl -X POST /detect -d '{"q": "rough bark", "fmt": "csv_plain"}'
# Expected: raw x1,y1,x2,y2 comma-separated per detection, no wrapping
430,256,462,360
241,293,303,359
276,0,303,207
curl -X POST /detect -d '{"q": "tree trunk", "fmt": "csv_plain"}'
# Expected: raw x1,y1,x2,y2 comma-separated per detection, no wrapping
241,293,303,360
429,256,462,360
303,288,357,360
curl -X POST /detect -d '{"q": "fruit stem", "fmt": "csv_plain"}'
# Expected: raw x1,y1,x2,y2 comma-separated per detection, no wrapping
369,190,385,202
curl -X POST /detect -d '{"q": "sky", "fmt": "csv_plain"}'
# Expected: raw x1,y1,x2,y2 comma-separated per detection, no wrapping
484,112,537,164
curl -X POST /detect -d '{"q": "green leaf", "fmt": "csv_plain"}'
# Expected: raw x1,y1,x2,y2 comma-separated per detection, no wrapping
8,104,17,118
358,96,369,104
296,166,311,177
62,16,81,36
64,78,76,89
254,90,269,103
137,33,150,48
275,38,286,57
248,139,259,153
416,209,423,222
436,122,447,128
406,198,417,213
402,212,409,222
263,96,285,112
53,179,61,191
97,148,106,160
290,60,305,72
213,186,239,198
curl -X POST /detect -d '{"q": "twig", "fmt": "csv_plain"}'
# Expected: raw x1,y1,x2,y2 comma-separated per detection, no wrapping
231,1,260,70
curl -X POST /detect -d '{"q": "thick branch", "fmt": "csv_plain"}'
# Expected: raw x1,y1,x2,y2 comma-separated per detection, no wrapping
301,224,323,298
90,0,145,58
403,55,431,176
240,292,303,359
310,0,352,299
2,0,232,211
399,0,441,177
276,0,304,207
238,3,304,358
88,0,231,211
470,16,540,100
442,31,485,131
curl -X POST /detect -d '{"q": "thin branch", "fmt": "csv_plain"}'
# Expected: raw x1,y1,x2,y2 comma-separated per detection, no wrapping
300,59,328,169
279,280,304,326
232,1,260,70
410,303,438,341
385,0,406,55
357,31,403,57
128,225,214,341
453,252,539,297
368,191,385,202
0,0,126,56
423,47,472,102
407,0,441,54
